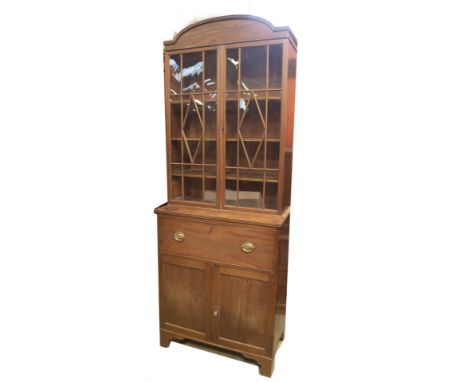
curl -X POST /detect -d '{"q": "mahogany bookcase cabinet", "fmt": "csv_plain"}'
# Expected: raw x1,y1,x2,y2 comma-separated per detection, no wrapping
154,15,297,377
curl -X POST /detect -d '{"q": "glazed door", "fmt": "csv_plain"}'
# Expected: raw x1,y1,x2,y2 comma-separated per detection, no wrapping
212,266,273,356
224,43,283,211
160,255,212,342
167,49,219,205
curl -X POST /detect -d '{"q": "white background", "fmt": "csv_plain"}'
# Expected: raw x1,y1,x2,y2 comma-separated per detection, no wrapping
1,1,467,381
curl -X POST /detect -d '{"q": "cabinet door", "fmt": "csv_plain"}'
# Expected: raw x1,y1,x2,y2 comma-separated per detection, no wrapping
212,266,273,356
160,255,211,342
167,50,219,204
224,44,283,210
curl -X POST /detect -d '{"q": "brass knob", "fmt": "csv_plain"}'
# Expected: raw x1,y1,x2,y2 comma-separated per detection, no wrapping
173,231,185,242
241,241,255,253
212,309,219,317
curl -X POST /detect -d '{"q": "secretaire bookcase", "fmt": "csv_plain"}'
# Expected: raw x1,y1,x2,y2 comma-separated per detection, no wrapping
154,15,297,377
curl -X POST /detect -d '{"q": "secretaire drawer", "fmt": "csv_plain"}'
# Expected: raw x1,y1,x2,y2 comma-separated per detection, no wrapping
158,216,276,270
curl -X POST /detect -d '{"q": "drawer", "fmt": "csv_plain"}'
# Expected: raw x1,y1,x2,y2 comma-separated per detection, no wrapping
158,216,276,271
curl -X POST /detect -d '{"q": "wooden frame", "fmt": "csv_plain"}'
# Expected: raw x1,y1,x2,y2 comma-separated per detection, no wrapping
163,17,296,214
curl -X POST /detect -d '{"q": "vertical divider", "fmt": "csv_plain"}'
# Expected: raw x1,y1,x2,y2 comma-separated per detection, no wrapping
217,46,226,208
236,48,241,205
164,51,172,201
211,265,220,342
264,46,270,209
202,51,205,202
277,42,288,211
180,54,185,200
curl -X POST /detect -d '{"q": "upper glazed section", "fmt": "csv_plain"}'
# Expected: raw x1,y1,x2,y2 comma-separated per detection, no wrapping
164,15,297,51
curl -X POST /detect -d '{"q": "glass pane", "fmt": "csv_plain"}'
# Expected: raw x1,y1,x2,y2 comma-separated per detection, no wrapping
204,50,217,92
184,176,203,202
171,140,182,163
171,164,182,200
226,101,238,139
226,141,237,167
182,95,203,164
265,183,278,210
239,141,264,168
182,52,203,93
241,46,266,90
266,142,280,169
204,177,216,204
205,100,216,139
268,45,282,89
205,165,216,178
183,139,202,164
170,103,181,138
183,96,203,138
169,54,181,95
239,169,264,182
225,167,236,181
238,180,263,208
267,100,281,140
239,96,265,139
171,176,182,200
226,48,239,90
225,179,237,206
205,141,216,164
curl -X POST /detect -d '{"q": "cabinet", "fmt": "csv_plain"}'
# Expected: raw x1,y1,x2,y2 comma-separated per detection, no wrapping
155,15,297,377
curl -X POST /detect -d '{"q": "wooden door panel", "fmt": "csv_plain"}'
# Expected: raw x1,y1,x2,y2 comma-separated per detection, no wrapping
160,255,211,341
214,266,272,355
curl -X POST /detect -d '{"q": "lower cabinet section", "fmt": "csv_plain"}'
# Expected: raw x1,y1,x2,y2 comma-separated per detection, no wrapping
159,253,279,377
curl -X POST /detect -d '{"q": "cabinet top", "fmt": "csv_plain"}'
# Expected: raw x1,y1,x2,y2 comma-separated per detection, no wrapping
164,15,297,52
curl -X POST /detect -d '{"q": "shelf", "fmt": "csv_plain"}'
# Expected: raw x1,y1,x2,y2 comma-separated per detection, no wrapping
172,137,280,142
171,137,217,141
225,137,280,142
171,167,279,183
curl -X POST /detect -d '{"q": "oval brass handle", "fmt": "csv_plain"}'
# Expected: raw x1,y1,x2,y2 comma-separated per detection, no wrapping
173,231,185,242
212,309,218,317
241,241,255,253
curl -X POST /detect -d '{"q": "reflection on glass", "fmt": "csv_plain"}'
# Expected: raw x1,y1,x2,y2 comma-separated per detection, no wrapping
269,45,282,89
226,49,239,90
182,52,203,93
241,46,266,90
204,50,217,92
169,54,181,95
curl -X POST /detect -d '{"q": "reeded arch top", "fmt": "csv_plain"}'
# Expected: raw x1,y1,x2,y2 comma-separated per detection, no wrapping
164,15,297,51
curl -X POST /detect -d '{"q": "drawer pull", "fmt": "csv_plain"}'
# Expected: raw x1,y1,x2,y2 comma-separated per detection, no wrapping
241,241,255,253
173,231,185,242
